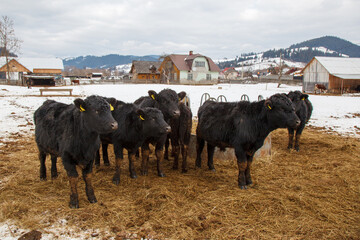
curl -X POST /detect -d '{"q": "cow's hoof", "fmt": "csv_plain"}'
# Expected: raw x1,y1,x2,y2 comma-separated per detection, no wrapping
239,185,248,190
209,168,216,172
246,180,253,186
112,177,120,185
88,198,97,204
140,170,148,176
130,173,138,179
104,162,110,166
172,165,179,170
158,173,166,177
40,177,46,181
182,169,188,173
69,202,79,209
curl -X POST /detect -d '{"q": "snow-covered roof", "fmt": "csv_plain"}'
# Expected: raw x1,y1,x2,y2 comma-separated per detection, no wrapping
314,56,360,78
0,57,64,71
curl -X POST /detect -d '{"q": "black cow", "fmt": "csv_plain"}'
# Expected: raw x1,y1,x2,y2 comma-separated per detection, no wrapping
165,102,193,173
196,93,300,189
34,95,118,208
134,89,186,176
286,91,313,151
95,101,170,184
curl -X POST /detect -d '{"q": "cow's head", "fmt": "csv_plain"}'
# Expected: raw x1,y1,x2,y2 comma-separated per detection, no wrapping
264,93,300,129
74,95,118,134
287,90,309,111
136,107,171,138
148,89,186,120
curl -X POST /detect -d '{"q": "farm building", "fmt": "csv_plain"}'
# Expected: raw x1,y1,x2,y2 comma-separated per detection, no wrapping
302,56,360,93
130,61,161,83
0,57,64,86
159,51,220,84
220,67,239,80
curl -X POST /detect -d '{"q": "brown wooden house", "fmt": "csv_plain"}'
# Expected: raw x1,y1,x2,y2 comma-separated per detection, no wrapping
302,56,360,93
0,57,64,86
130,61,161,83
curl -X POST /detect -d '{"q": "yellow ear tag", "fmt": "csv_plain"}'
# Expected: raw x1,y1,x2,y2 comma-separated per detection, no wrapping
151,94,155,100
301,97,305,101
139,115,145,121
80,105,85,112
267,105,272,110
110,104,114,111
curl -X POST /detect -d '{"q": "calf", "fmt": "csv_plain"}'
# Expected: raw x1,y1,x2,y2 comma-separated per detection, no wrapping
196,93,300,189
134,89,186,176
314,84,326,94
34,95,118,208
165,102,193,173
95,101,170,184
286,91,313,151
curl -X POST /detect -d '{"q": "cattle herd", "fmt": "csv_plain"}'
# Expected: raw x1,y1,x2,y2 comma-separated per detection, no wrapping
34,89,312,208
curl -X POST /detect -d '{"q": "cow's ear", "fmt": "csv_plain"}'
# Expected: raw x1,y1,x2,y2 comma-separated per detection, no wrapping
148,90,158,100
74,98,86,112
301,94,309,100
136,109,146,121
264,99,273,110
105,97,117,111
178,91,186,101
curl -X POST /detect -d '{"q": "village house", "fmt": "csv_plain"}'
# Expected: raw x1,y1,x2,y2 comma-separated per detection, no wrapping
301,56,360,93
130,60,161,83
159,51,220,84
0,57,64,86
220,67,239,80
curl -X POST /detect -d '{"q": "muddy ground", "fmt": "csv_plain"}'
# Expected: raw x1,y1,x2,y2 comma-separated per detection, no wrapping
0,128,359,239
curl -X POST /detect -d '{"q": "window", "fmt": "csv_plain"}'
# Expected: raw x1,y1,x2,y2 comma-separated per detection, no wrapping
187,73,193,80
206,74,211,80
195,61,205,67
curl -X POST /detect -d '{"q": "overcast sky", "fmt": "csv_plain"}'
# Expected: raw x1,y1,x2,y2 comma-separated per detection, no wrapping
1,0,359,60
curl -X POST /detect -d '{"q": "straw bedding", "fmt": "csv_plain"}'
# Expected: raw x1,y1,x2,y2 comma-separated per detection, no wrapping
0,127,359,239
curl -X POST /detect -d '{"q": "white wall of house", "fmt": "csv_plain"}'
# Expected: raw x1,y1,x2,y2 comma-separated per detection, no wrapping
179,56,219,84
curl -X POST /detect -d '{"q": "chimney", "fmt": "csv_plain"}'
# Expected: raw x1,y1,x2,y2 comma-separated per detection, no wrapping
189,51,193,55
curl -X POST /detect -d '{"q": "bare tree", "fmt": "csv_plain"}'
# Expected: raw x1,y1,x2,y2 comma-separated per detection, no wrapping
0,16,22,84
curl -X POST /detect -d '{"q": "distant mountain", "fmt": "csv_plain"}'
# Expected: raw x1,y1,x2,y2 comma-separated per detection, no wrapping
218,36,360,69
63,54,160,69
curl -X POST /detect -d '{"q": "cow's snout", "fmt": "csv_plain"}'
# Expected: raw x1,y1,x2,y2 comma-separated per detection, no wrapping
165,126,171,133
111,121,118,130
173,110,180,117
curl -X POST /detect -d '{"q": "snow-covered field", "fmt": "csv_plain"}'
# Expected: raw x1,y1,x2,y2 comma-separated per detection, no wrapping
1,83,359,142
0,83,359,239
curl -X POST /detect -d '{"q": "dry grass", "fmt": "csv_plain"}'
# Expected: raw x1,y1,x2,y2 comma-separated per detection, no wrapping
0,127,359,239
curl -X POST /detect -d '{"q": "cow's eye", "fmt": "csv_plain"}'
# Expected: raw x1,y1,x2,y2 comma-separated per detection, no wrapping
95,110,99,114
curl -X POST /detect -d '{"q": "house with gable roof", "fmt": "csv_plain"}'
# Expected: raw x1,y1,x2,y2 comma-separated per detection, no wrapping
129,60,161,83
0,57,64,86
159,51,220,84
301,56,360,93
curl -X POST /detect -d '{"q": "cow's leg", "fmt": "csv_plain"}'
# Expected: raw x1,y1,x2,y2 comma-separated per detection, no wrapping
164,136,170,160
95,149,101,167
181,144,188,173
128,150,137,179
39,151,47,180
140,145,150,176
62,156,79,208
245,155,253,186
294,123,306,151
155,136,166,177
112,145,124,185
50,155,58,179
172,144,180,170
235,149,247,189
195,137,205,168
287,128,294,149
102,143,110,166
82,163,97,204
207,143,216,171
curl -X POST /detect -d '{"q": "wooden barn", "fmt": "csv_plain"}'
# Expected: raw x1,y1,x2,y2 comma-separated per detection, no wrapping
159,51,220,85
130,61,161,83
0,57,64,86
302,56,360,93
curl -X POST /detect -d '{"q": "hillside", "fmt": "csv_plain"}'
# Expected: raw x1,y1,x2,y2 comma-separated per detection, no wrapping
63,54,159,69
218,36,360,69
